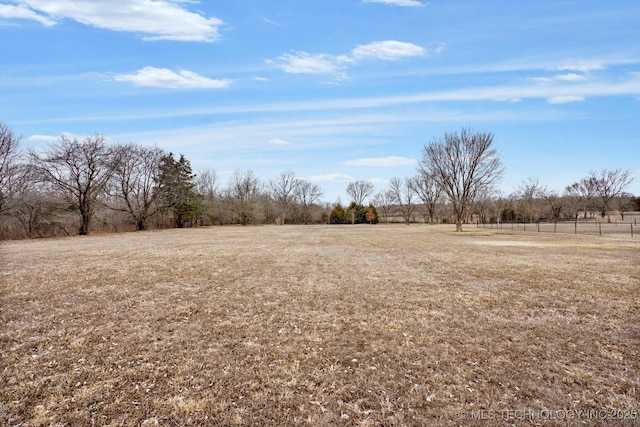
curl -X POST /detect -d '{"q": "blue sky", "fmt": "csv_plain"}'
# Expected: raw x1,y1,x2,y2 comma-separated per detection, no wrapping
1,0,639,203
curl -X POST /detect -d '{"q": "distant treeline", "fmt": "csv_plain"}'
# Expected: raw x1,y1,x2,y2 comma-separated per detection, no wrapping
1,123,637,239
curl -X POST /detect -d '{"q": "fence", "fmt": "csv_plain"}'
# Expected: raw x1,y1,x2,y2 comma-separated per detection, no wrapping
477,219,637,238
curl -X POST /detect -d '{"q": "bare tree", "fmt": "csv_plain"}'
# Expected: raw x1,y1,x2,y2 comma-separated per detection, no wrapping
296,179,323,224
346,180,374,206
196,168,219,225
565,176,598,219
413,171,443,224
29,134,121,235
0,122,24,215
227,169,261,226
472,186,495,223
545,191,565,222
420,128,503,232
109,144,164,230
270,171,299,225
590,168,634,222
196,169,218,200
13,183,65,238
372,190,393,223
389,176,417,225
615,192,634,221
516,177,547,222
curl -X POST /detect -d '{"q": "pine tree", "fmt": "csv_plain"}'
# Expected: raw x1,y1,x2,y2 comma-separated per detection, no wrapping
156,153,201,228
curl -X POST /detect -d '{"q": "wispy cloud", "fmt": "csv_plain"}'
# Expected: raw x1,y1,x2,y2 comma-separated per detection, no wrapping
27,131,106,144
268,138,291,146
262,17,280,26
251,76,270,82
114,67,232,89
530,72,588,85
17,72,640,125
2,0,223,42
361,0,425,7
555,73,587,82
269,40,425,77
546,95,585,104
343,156,417,167
268,51,345,74
309,173,356,183
0,3,56,26
351,41,426,61
27,134,59,143
557,59,605,73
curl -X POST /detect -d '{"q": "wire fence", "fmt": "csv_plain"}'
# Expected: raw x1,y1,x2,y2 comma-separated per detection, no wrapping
477,219,638,238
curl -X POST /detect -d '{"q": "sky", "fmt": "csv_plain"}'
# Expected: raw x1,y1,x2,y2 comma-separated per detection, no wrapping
1,0,639,203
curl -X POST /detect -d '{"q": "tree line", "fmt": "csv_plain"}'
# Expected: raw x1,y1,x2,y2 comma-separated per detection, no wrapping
0,123,327,239
1,122,636,239
331,129,636,230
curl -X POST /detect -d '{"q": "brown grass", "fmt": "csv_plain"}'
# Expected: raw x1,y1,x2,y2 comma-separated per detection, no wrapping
1,225,639,426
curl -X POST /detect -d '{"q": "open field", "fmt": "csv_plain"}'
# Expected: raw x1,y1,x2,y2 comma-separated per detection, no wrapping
1,225,639,426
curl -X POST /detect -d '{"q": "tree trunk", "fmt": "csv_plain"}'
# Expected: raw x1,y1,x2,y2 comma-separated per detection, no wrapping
454,205,464,232
79,204,91,235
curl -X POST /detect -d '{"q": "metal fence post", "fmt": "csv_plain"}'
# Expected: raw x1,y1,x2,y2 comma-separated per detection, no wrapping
599,222,602,236
575,221,577,234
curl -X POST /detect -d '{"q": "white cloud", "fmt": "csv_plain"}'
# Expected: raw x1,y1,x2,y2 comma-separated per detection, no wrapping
557,60,605,73
309,173,355,182
351,41,426,61
25,73,640,124
114,67,232,89
268,138,291,146
0,3,56,26
546,95,585,104
5,0,223,42
269,40,425,76
27,132,110,144
262,17,280,26
268,51,343,74
530,73,587,85
343,156,417,167
362,0,424,7
27,134,59,142
555,73,586,82
368,178,390,185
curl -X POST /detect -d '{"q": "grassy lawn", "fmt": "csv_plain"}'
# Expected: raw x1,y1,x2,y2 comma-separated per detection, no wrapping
1,225,638,426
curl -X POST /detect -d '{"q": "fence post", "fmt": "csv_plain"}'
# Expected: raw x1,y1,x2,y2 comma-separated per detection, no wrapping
599,222,602,236
537,221,540,232
554,222,557,233
575,221,577,234
632,223,634,238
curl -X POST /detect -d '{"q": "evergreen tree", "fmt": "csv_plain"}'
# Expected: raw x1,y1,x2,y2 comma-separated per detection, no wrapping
329,204,348,224
365,204,379,224
156,153,201,228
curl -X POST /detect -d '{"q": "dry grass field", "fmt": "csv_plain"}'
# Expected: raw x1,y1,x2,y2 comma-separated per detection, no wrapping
1,225,639,426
